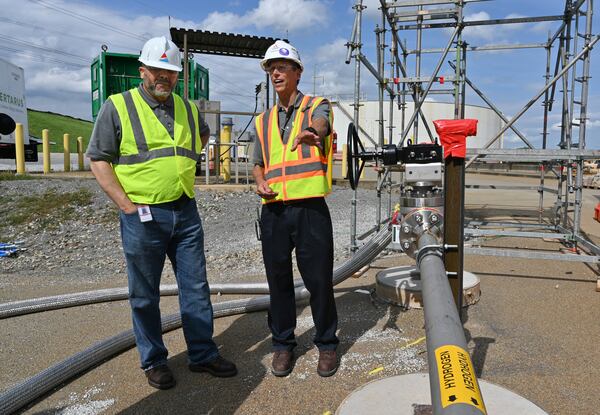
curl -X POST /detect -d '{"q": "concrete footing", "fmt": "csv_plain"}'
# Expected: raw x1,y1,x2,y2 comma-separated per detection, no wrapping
336,373,548,415
375,266,481,309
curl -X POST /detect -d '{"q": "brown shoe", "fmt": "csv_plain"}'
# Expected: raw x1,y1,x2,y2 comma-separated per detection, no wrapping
317,350,338,377
145,364,176,390
271,350,294,377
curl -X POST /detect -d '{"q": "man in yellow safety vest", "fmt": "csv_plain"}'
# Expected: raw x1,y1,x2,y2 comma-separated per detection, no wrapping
252,40,339,377
87,36,236,390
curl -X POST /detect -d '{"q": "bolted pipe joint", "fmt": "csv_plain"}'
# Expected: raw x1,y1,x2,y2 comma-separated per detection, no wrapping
398,207,444,259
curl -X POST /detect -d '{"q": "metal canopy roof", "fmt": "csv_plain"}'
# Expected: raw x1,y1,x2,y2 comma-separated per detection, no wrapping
169,28,283,59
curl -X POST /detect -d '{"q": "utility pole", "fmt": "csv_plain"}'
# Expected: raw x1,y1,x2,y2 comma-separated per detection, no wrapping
312,64,324,96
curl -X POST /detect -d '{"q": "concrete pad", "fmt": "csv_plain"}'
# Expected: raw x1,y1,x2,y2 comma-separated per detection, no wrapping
375,266,481,308
336,373,548,415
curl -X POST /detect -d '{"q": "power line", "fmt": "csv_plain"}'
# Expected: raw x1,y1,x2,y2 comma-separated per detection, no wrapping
0,17,135,51
18,0,265,111
28,0,146,41
0,46,87,68
0,34,89,62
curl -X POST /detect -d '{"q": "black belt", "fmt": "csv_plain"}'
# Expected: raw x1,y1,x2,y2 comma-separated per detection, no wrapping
153,194,193,210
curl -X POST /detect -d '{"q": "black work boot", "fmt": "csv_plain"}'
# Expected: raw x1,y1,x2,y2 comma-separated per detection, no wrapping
189,355,238,377
271,350,294,377
145,364,176,390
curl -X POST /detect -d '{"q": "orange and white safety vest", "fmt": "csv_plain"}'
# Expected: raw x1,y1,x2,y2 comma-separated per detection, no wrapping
255,95,334,203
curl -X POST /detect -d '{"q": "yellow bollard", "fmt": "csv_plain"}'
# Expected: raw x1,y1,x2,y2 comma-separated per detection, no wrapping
77,136,84,171
63,133,70,172
220,117,233,182
42,129,51,174
341,144,348,178
15,123,25,175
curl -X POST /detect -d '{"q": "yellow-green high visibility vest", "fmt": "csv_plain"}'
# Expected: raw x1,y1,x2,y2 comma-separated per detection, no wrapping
255,95,334,204
109,88,202,204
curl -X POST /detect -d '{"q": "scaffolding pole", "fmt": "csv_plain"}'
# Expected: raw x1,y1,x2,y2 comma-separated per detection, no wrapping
346,0,599,266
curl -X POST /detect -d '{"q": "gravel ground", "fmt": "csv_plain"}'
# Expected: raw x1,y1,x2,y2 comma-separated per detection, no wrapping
0,177,385,300
1,174,599,415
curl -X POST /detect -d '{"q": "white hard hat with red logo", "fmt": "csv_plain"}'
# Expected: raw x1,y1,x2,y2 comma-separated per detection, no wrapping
260,40,303,71
138,36,182,72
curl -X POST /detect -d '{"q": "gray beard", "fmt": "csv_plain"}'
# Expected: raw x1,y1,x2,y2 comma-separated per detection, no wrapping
147,83,172,99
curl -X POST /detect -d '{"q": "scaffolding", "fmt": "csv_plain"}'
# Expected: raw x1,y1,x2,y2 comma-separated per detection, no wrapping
345,0,600,275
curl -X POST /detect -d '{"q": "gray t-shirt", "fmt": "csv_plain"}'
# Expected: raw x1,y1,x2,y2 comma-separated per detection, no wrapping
86,85,209,163
251,91,330,167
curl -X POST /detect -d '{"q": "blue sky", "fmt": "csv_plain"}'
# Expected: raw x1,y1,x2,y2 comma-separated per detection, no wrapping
0,0,597,148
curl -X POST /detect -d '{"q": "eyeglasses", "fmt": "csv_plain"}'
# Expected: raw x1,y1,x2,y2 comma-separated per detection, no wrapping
266,63,295,74
143,66,177,76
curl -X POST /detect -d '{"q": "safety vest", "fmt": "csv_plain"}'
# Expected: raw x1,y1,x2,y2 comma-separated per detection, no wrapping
255,95,334,204
108,88,202,204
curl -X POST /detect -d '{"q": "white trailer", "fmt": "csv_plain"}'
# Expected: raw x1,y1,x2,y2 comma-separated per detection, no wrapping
0,58,38,161
0,58,29,142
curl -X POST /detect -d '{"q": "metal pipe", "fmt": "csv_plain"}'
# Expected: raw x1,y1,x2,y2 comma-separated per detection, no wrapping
573,0,594,238
561,20,572,228
376,21,385,231
379,0,435,142
358,54,395,96
400,25,461,145
346,10,360,64
183,33,189,99
418,232,486,415
540,36,552,221
333,102,377,146
396,14,564,31
448,61,533,148
401,40,407,135
389,38,396,145
413,5,423,142
548,35,564,112
465,35,599,168
351,0,364,252
0,283,274,320
460,42,466,119
407,43,547,54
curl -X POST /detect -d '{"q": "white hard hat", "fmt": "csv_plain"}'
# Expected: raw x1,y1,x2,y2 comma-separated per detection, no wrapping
139,36,182,72
260,40,303,71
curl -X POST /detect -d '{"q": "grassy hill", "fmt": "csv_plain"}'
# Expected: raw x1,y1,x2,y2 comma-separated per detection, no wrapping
27,109,94,153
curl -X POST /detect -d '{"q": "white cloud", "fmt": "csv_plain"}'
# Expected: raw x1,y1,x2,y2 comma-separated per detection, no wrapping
28,67,90,94
461,12,529,43
247,0,328,32
311,38,361,99
361,0,383,20
1,0,330,120
0,0,195,119
200,11,245,33
200,0,329,34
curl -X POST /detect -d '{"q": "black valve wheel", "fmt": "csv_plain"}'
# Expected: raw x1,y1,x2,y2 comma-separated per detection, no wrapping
347,122,366,190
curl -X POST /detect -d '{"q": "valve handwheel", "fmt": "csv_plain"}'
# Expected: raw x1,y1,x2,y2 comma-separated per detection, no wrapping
346,122,366,190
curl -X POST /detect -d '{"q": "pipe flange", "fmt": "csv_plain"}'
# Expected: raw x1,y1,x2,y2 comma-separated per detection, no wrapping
399,208,443,259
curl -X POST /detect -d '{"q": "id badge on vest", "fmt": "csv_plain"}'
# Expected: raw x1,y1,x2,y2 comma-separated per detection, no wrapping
137,205,153,222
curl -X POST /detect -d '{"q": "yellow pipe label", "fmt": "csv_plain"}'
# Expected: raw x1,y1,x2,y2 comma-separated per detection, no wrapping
435,345,487,414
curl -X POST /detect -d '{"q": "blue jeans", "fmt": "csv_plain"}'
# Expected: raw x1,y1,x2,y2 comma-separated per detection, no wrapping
120,196,218,370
